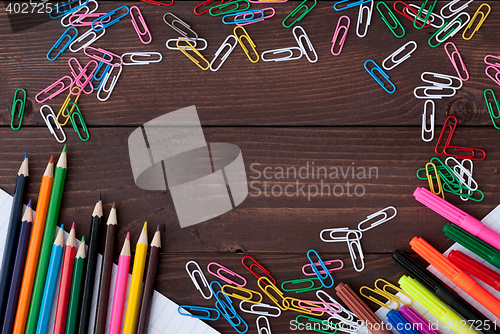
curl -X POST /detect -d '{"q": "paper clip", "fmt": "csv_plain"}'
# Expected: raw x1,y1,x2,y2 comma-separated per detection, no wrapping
216,300,248,334
285,297,324,316
242,255,276,285
307,250,334,288
426,162,445,199
163,13,198,40
61,0,98,27
484,89,500,129
10,89,26,131
283,0,317,29
316,290,356,320
364,60,395,94
406,3,444,29
223,9,262,25
331,16,350,56
356,0,373,38
261,47,303,62
185,261,212,299
240,301,281,317
382,41,417,71
357,206,397,232
429,12,470,47
359,286,395,309
281,277,322,294
195,0,224,15
298,300,341,313
320,227,362,243
222,285,263,304
40,105,66,143
122,52,162,65
210,35,237,71
435,115,457,155
376,1,405,38
334,0,372,11
393,1,429,28
84,46,123,67
463,3,490,40
69,25,106,53
258,277,289,311
234,8,275,26
347,231,364,272
302,259,343,276
421,72,463,89
445,157,478,192
176,38,210,70
139,0,174,6
68,58,97,94
485,65,500,86
35,76,74,103
360,279,412,310
209,0,251,16
47,27,78,61
57,87,81,126
91,58,111,91
444,42,468,81
249,0,287,2
256,316,271,334
97,65,122,102
413,86,457,99
178,305,220,321
130,6,151,44
69,13,110,26
293,26,318,63
485,55,500,68
50,0,88,19
440,0,474,19
413,0,437,30
166,38,208,51
67,102,89,142
207,262,247,287
234,26,259,63
91,6,129,31
421,100,435,142
296,315,336,333
435,116,486,161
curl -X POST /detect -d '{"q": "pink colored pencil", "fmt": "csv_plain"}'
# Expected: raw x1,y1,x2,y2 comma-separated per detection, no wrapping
109,233,131,334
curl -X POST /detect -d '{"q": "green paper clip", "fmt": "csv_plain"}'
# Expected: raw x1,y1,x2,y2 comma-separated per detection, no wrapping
296,315,337,334
209,0,250,16
281,277,322,293
376,1,405,38
68,102,89,142
11,88,26,130
484,89,500,129
414,0,437,29
282,0,317,29
429,17,463,48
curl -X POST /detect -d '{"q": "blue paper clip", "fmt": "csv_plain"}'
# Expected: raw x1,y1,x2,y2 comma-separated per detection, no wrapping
47,27,78,61
91,58,112,91
50,0,89,19
178,305,220,321
364,60,396,94
283,0,317,28
216,300,249,334
387,310,421,334
222,10,263,25
92,6,130,31
333,0,372,11
307,250,334,289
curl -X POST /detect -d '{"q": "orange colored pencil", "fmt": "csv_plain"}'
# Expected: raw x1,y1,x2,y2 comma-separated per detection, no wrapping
12,156,54,334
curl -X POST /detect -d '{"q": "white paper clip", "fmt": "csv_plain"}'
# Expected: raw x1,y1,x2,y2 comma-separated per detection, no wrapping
445,157,478,193
316,290,356,320
293,25,318,63
357,206,397,232
186,261,213,300
122,52,162,65
239,301,281,317
320,227,362,243
61,0,98,27
69,25,105,53
406,3,444,29
163,12,198,40
328,317,364,334
457,159,475,201
256,316,271,334
435,12,470,44
97,65,122,102
440,0,474,19
421,72,463,89
382,41,417,71
40,105,66,143
421,100,435,142
413,86,458,99
261,47,303,62
166,37,207,51
356,0,373,38
347,231,364,272
210,35,238,72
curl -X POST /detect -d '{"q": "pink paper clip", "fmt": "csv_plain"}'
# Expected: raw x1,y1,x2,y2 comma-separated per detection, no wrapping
69,13,111,26
484,54,500,67
242,255,276,285
302,259,343,276
35,76,74,103
207,262,247,287
297,300,342,313
444,42,469,81
130,6,152,44
84,46,123,67
68,58,96,94
485,66,500,86
234,8,275,26
331,15,350,56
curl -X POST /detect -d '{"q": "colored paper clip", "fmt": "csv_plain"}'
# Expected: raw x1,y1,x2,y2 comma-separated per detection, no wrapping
209,0,251,16
456,159,476,201
484,55,500,67
222,285,263,304
282,0,317,29
130,6,152,44
222,9,263,25
40,105,66,143
376,1,405,38
10,88,26,131
234,26,259,63
61,0,98,27
35,76,74,103
331,16,350,56
91,5,129,31
69,25,106,53
359,286,397,310
296,315,336,334
435,115,457,155
285,297,324,316
216,301,248,334
426,162,445,199
69,13,111,26
256,316,271,334
97,65,122,102
316,290,356,320
486,66,500,86
195,0,225,16
356,0,373,38
435,116,486,161
293,26,318,63
444,42,468,81
261,47,303,62
84,46,123,67
484,89,500,129
185,261,212,299
347,231,364,272
357,206,397,232
207,262,247,287
176,38,210,70
68,102,89,142
210,280,232,305
364,60,395,94
413,0,437,30
463,3,490,40
421,100,435,142
166,38,208,51
242,255,276,285
210,35,237,71
57,87,82,126
320,227,362,243
281,277,322,294
361,279,412,310
90,58,111,91
234,8,275,26
334,0,372,11
163,13,198,40
122,52,162,65
239,301,281,317
178,305,220,321
68,58,97,94
302,259,343,276
47,27,78,61
382,41,417,71
429,12,470,47
50,0,89,19
258,277,289,311
393,1,430,28
445,157,478,191
139,0,174,6
307,250,334,288
406,3,444,29
440,0,474,19
298,300,341,313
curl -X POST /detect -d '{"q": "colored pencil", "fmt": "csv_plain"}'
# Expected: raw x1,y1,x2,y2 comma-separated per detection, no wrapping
123,222,149,334
53,223,77,334
65,237,86,334
12,156,54,334
109,233,131,334
94,202,118,334
136,225,161,334
35,227,65,334
26,146,67,334
78,194,103,334
1,201,33,334
0,153,28,322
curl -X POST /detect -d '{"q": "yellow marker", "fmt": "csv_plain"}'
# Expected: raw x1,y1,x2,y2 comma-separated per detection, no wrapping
122,222,148,334
234,26,259,63
426,162,445,199
462,3,490,40
176,38,210,70
57,86,81,126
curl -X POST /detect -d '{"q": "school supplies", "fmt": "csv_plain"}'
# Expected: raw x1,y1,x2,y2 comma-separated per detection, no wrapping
176,38,210,70
377,1,405,38
428,12,470,47
57,87,81,126
130,6,152,44
444,42,468,81
186,260,213,299
360,278,411,310
164,12,198,39
210,0,250,16
122,52,163,65
261,47,303,62
239,301,281,317
97,65,122,101
10,89,26,130
386,310,420,334
382,41,417,71
242,255,276,284
40,106,67,143
463,3,490,40
222,285,263,303
356,0,373,37
302,259,343,276
256,316,272,334
414,72,463,100
448,250,500,292
399,305,442,334
441,0,473,19
293,26,318,63
334,0,372,11
281,277,322,294
208,262,247,286
35,76,74,103
84,46,123,67
282,0,316,28
484,89,500,129
364,59,396,94
47,27,78,61
234,26,259,63
307,249,334,288
69,25,106,53
421,100,435,142
425,162,445,199
64,237,85,334
166,37,208,50
109,234,131,334
91,5,129,31
177,305,220,321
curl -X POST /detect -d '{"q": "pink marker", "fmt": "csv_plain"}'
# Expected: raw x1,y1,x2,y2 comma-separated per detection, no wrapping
109,233,131,334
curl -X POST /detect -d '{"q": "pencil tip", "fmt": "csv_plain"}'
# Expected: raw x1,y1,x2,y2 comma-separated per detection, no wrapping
98,193,102,202
62,144,66,153
24,152,28,159
81,236,85,243
28,199,32,208
49,155,54,163
143,221,147,230
156,225,160,232
126,232,130,240
112,202,116,209
71,222,75,229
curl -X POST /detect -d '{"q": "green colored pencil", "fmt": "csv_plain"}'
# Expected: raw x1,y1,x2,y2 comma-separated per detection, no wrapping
25,145,67,334
65,237,86,334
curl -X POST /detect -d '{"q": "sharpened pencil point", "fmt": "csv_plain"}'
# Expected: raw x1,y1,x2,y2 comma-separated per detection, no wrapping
49,155,54,163
156,225,160,232
98,193,101,202
112,202,116,209
62,144,66,153
28,199,32,207
71,222,75,229
126,232,130,240
24,152,28,159
143,222,147,231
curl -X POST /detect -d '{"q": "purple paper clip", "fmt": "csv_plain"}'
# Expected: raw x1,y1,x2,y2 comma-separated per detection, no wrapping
130,6,152,44
331,15,350,56
234,8,275,26
84,46,123,67
207,262,247,287
444,42,468,81
302,259,344,276
35,76,74,103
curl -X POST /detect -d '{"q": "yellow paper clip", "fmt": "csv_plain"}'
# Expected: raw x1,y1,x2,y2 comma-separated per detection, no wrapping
360,278,412,310
176,37,210,70
462,3,490,40
377,278,413,306
359,286,395,310
284,297,324,317
57,86,81,126
234,26,259,63
257,277,289,311
426,162,445,199
221,285,263,304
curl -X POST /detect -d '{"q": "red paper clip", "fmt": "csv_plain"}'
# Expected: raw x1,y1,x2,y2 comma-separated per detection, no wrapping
435,116,486,161
139,0,174,6
242,255,276,285
194,0,225,15
130,6,152,44
35,76,74,103
393,1,430,28
449,250,500,292
445,42,469,81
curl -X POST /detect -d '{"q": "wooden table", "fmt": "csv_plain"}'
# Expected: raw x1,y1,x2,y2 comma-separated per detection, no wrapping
1,1,499,332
